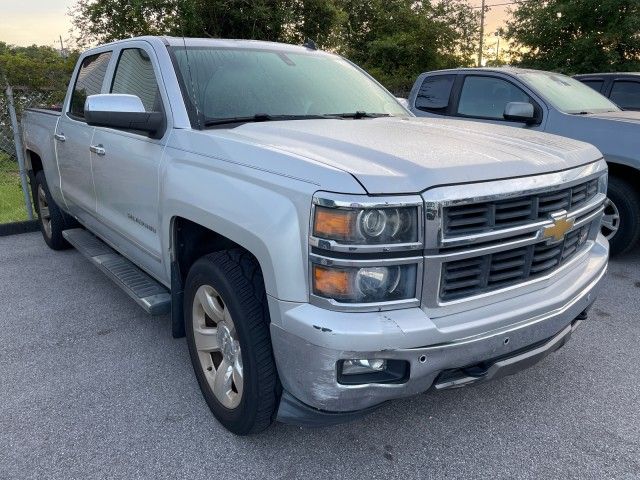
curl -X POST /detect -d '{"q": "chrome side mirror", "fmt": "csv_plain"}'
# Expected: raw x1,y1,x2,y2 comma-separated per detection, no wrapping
84,94,164,138
503,101,538,124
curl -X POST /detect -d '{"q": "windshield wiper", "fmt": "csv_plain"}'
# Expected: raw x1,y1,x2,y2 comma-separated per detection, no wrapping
202,113,340,127
330,111,391,119
569,111,592,115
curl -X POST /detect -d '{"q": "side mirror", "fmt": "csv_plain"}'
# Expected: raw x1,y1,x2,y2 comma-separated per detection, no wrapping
503,102,538,124
84,94,165,138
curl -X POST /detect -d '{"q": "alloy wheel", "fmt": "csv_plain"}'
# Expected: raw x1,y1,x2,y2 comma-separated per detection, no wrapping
192,284,243,409
601,198,620,240
37,184,52,239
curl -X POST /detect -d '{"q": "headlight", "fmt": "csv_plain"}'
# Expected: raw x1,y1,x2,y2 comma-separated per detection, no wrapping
313,205,419,245
312,263,418,303
310,194,424,310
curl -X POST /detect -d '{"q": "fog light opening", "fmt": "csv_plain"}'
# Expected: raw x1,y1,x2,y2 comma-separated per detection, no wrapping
337,358,409,385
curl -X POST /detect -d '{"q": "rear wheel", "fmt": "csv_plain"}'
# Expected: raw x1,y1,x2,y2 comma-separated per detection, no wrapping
34,171,75,250
605,176,640,256
184,250,280,434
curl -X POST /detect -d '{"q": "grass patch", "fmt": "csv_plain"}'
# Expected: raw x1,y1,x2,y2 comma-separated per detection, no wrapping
0,152,30,223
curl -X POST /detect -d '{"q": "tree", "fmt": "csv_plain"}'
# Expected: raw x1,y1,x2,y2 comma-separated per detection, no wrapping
70,0,480,94
505,0,640,74
0,43,78,99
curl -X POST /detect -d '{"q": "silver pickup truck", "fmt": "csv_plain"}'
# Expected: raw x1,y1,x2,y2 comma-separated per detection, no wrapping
408,68,640,255
22,37,608,435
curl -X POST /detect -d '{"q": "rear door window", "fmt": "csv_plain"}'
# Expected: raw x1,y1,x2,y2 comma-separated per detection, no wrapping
580,80,604,93
69,51,112,119
610,80,640,110
414,75,455,114
111,48,162,112
457,75,531,120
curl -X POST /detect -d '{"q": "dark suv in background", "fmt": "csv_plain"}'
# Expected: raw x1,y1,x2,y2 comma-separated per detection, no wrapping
575,73,640,111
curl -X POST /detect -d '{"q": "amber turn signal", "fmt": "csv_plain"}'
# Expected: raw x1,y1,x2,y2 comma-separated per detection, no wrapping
313,207,355,241
312,265,351,297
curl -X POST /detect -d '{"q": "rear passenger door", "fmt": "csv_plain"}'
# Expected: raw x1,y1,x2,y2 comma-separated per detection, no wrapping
55,50,111,219
411,74,456,117
90,43,169,279
608,80,640,111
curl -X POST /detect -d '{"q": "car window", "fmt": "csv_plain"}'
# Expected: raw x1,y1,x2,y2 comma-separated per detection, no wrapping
610,81,640,110
111,48,161,112
414,75,455,114
581,80,604,93
520,72,618,114
69,51,112,119
457,76,530,120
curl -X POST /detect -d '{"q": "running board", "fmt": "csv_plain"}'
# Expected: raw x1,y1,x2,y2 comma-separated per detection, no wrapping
62,228,171,315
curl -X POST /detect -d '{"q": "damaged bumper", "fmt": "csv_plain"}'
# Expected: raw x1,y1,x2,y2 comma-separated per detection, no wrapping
269,237,608,425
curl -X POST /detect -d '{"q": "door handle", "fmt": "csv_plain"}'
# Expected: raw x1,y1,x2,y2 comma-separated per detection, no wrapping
54,133,66,142
90,144,106,156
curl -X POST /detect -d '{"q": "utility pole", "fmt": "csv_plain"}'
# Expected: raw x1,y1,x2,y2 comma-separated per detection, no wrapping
59,35,65,57
478,0,485,67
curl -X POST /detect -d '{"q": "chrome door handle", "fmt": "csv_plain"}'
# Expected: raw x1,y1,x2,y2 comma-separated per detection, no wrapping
54,133,66,142
90,144,106,156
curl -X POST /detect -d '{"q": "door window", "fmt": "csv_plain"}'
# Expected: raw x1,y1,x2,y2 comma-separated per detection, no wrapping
610,81,640,110
111,48,161,112
69,51,112,119
457,76,531,120
581,80,604,93
414,75,455,114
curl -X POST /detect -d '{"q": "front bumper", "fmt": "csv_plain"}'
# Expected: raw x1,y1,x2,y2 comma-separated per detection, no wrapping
270,236,608,423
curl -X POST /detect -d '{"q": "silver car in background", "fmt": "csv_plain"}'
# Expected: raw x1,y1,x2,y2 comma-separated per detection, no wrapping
408,68,640,255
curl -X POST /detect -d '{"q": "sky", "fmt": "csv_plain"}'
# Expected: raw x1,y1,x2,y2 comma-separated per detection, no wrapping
0,0,75,48
0,0,510,48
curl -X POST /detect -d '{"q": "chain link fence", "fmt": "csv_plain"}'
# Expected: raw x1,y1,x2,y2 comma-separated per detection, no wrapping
0,87,63,224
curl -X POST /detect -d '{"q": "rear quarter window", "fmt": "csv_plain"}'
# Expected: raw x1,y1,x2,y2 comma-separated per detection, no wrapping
69,51,112,120
414,75,455,114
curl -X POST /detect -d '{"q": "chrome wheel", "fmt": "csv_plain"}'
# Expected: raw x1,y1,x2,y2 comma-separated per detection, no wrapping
601,198,620,240
37,184,52,239
192,284,243,409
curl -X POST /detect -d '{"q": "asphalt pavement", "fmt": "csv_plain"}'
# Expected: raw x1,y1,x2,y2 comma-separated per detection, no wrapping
1,232,639,479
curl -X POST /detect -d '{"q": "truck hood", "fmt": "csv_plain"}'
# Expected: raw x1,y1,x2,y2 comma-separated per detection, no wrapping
217,117,602,194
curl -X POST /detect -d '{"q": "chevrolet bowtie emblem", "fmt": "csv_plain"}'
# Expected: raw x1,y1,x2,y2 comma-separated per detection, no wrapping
543,214,575,242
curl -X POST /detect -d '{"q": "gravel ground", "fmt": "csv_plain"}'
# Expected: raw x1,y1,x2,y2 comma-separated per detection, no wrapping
1,232,639,480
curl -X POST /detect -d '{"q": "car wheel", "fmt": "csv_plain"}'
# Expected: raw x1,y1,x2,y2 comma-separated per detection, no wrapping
184,249,280,435
34,171,75,250
605,176,640,256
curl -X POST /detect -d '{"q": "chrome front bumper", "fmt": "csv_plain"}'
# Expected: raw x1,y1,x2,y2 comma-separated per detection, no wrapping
270,236,608,422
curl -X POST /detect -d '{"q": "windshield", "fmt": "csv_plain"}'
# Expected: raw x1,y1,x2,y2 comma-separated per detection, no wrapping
170,46,408,126
520,71,619,114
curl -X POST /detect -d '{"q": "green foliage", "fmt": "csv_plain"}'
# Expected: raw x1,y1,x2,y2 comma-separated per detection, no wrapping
505,0,640,74
0,153,28,223
70,0,480,94
0,42,78,101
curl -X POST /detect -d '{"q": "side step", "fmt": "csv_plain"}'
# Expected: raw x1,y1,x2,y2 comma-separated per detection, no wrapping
62,228,171,315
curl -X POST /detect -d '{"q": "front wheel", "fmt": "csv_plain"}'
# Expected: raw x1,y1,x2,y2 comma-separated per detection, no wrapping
604,176,640,256
184,250,280,435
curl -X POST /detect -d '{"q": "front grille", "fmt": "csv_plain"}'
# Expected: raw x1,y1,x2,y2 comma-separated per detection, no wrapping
440,224,591,301
443,179,598,237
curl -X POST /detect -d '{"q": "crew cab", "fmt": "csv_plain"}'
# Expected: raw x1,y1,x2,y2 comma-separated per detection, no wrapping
22,38,608,434
408,67,640,255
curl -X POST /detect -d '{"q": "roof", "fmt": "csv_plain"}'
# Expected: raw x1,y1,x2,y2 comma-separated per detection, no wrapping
89,35,321,54
574,72,640,78
421,66,560,76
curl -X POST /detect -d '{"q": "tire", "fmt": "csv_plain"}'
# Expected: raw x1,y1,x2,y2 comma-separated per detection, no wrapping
34,171,76,250
605,176,640,256
184,249,280,435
